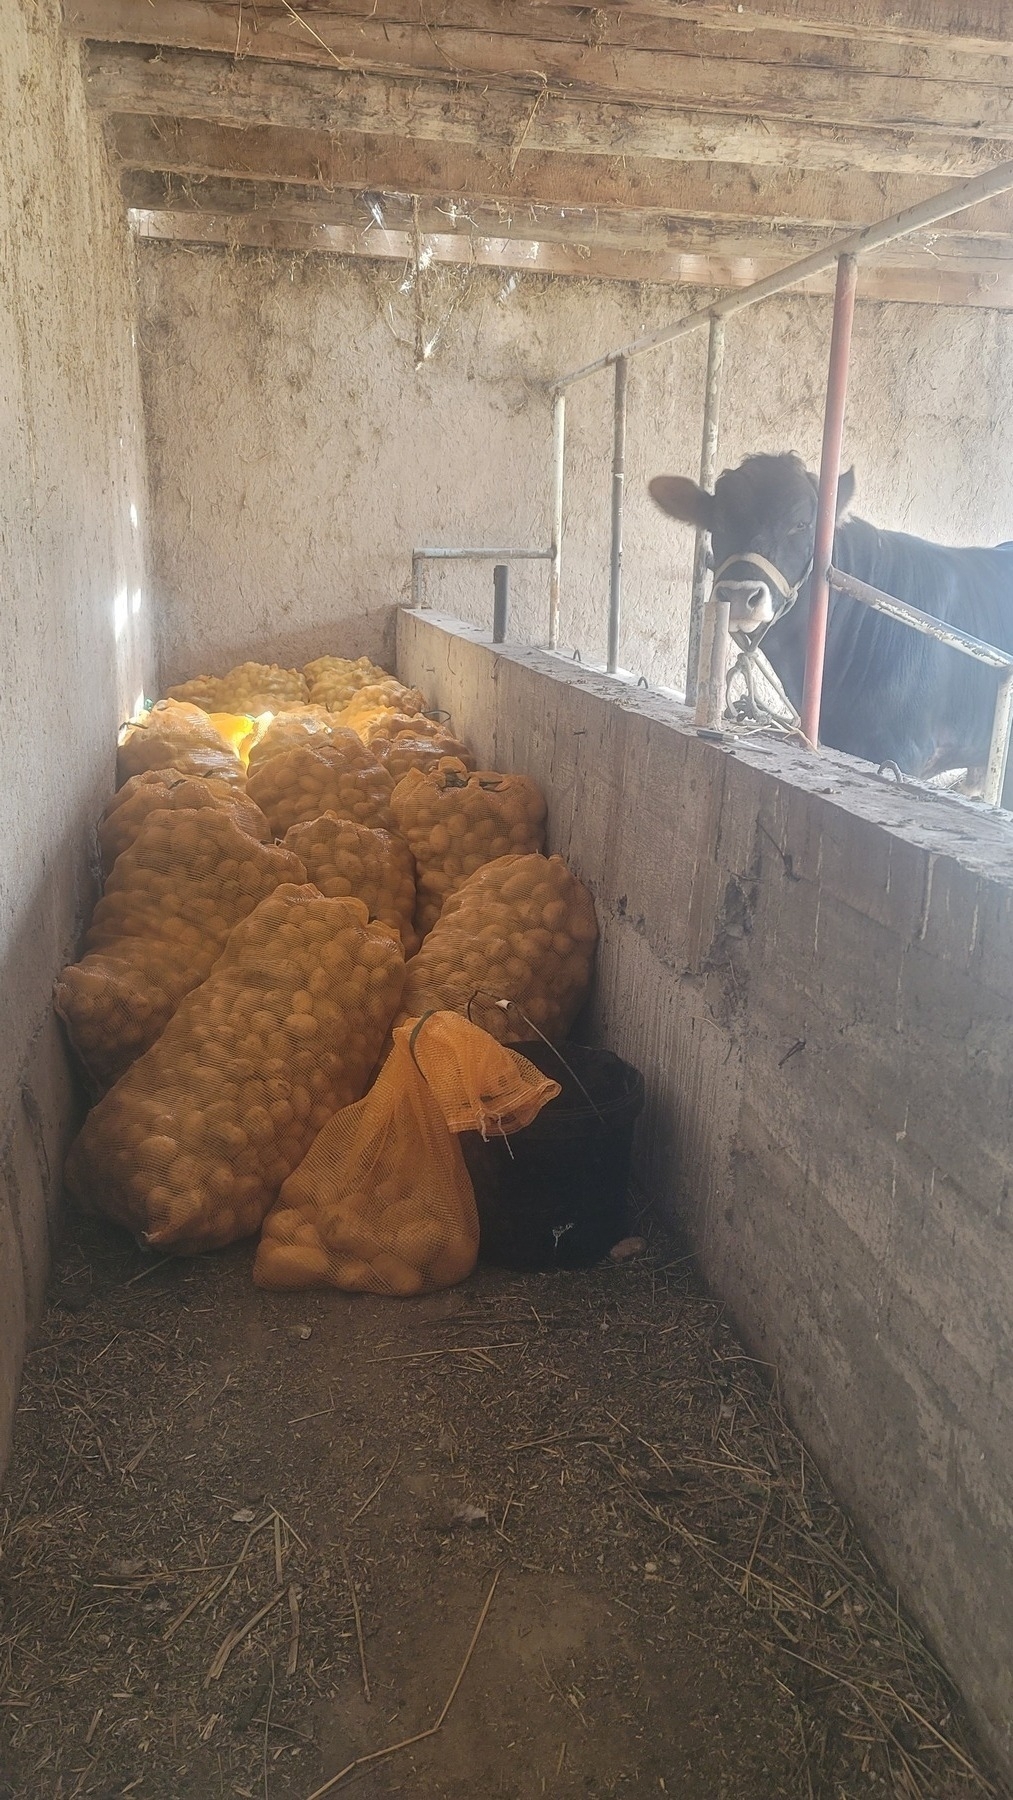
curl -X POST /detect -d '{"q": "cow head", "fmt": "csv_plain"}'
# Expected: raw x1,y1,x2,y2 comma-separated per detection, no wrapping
649,453,856,633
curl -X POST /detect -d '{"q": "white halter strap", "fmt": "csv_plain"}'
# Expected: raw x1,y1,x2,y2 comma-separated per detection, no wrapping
713,550,799,602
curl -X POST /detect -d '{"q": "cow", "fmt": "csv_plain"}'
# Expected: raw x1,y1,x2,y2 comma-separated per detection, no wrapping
649,453,1013,798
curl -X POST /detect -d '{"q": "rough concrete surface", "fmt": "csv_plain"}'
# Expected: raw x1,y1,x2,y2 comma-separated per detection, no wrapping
137,244,1013,693
0,0,150,1470
398,609,1013,1784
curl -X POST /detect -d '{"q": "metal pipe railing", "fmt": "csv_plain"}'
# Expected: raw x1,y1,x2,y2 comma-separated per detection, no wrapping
801,253,859,746
827,565,1013,807
554,157,1013,392
412,545,551,611
686,316,726,707
607,356,629,675
548,391,566,650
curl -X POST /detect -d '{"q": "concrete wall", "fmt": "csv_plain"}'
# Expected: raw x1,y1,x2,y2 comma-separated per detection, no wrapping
137,243,1013,693
0,1,150,1468
399,609,1013,1782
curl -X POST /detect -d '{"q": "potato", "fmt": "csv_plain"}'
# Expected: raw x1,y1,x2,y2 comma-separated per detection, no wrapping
168,663,309,715
55,810,306,1090
246,706,345,774
64,886,407,1254
398,853,598,1045
283,814,418,955
116,700,246,789
302,655,390,711
391,761,547,939
254,1023,479,1295
98,768,270,874
246,735,395,837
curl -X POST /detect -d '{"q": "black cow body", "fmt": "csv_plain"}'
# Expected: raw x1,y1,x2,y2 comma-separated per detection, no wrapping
649,453,1013,794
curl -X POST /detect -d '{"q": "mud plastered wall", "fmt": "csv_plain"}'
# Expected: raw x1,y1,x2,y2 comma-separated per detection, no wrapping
138,243,1013,691
0,0,150,1466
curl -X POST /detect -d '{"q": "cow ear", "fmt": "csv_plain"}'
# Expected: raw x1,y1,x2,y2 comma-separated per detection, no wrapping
836,466,856,517
649,475,714,530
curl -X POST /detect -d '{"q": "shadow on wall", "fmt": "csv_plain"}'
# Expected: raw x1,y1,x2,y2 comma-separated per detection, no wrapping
0,854,99,1474
158,604,398,692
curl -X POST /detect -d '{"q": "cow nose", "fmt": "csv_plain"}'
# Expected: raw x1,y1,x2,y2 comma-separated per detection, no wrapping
744,585,767,612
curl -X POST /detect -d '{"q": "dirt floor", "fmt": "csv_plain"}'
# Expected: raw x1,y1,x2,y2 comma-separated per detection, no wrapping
0,1214,1006,1800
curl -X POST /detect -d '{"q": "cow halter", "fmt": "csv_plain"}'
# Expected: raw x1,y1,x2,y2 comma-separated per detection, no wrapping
712,549,814,620
711,548,815,737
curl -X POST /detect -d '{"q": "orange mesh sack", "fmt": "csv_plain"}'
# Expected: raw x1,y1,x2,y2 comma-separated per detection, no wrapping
399,853,598,1044
283,815,419,956
55,810,305,1090
117,700,245,788
391,761,547,938
65,887,406,1254
254,1013,558,1294
246,737,395,837
245,706,346,775
98,768,270,875
369,721,476,786
333,681,427,737
303,655,388,711
168,662,309,715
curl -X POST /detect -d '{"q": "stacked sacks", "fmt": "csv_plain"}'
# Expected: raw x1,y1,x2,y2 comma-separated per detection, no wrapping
246,735,395,837
283,815,419,956
399,852,598,1043
55,810,305,1090
98,769,270,876
367,715,476,785
246,707,346,774
333,680,427,737
168,662,309,715
303,655,388,711
391,760,547,938
117,700,245,788
65,887,406,1254
254,1012,560,1295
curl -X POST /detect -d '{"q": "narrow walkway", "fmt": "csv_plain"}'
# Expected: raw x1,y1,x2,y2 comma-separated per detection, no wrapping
0,1219,1000,1800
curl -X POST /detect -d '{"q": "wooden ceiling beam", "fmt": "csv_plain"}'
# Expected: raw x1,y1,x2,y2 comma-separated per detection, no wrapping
107,113,1013,241
525,0,1013,57
119,170,1013,272
84,46,1013,182
67,0,1013,77
128,206,1013,309
64,2,1013,134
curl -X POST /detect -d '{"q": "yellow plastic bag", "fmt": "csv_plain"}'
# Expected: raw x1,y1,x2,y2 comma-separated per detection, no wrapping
399,853,598,1044
391,760,547,938
65,888,406,1254
116,700,245,788
254,1013,559,1293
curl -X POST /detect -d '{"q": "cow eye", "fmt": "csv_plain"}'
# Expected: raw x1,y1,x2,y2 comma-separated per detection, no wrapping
788,522,808,535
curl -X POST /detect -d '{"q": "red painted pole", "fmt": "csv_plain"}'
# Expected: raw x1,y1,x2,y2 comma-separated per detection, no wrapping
801,252,859,748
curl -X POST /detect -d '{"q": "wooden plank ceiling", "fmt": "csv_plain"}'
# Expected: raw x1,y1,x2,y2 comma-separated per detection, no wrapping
67,1,1013,304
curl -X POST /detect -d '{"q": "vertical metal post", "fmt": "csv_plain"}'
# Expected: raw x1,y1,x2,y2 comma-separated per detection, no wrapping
493,564,509,643
549,388,566,649
801,252,859,747
411,551,424,610
984,666,1013,806
607,355,629,676
686,315,725,707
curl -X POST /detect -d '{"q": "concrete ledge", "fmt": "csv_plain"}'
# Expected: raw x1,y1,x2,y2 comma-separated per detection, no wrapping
398,608,1013,1781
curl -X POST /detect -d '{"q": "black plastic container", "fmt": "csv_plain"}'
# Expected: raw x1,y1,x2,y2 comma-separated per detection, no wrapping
460,1041,645,1271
